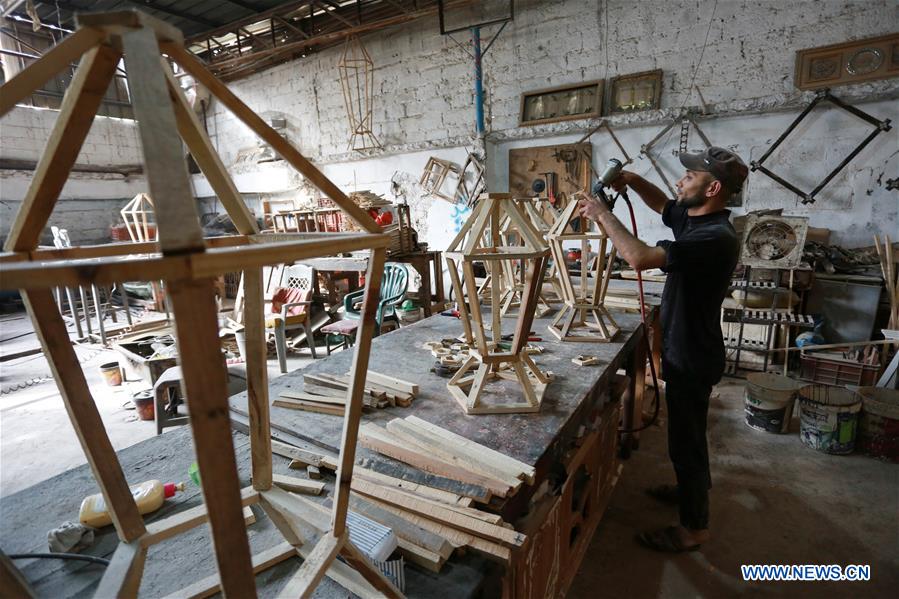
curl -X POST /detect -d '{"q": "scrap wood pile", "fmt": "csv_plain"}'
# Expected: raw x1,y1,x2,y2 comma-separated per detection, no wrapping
264,416,533,573
274,370,418,413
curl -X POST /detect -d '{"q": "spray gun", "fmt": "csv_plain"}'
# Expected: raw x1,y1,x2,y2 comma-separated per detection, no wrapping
591,158,624,210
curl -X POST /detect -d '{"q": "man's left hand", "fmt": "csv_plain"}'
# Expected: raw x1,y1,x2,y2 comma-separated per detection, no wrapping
577,194,609,222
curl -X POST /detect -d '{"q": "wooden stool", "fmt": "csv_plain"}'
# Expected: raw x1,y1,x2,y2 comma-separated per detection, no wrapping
320,319,359,355
153,366,188,435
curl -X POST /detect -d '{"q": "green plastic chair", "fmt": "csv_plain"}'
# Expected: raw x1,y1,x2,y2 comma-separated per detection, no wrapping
343,263,409,335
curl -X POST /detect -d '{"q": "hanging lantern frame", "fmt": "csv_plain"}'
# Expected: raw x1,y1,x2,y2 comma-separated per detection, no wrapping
338,35,382,152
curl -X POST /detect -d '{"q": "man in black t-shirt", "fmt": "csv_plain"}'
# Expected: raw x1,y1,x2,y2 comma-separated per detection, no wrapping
577,146,747,553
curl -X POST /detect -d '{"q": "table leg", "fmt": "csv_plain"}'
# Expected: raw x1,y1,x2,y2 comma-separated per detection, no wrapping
418,257,433,317
623,325,648,453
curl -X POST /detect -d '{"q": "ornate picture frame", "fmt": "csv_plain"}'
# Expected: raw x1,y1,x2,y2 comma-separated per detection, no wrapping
519,81,603,126
795,33,899,90
609,69,662,113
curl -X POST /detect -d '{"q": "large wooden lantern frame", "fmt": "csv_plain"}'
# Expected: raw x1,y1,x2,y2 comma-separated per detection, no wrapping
546,199,620,342
0,11,400,598
444,193,553,415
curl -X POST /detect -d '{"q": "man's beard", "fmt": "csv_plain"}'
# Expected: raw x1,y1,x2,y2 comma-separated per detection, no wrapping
676,189,708,208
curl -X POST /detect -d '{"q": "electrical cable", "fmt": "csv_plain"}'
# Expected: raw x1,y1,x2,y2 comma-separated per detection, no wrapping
8,552,110,566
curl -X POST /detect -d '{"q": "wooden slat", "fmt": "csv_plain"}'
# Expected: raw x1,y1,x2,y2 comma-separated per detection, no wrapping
21,290,145,542
365,371,419,394
163,64,258,236
331,247,387,536
243,267,272,491
352,479,525,548
122,27,204,254
280,533,346,599
274,397,345,416
143,487,260,546
167,279,256,598
165,44,380,234
355,467,473,507
0,26,103,118
271,439,338,470
272,473,326,495
0,550,36,599
345,493,453,559
358,424,509,497
338,540,403,598
93,541,146,599
4,44,120,252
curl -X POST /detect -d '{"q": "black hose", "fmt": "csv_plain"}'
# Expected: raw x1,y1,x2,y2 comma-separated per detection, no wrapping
7,552,111,566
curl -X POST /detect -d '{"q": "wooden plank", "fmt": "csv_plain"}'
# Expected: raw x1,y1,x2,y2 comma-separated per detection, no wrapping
143,487,260,546
280,533,346,599
351,479,525,548
166,44,381,234
4,44,120,252
93,541,146,599
396,538,444,572
243,267,272,491
364,497,511,565
271,439,337,470
343,494,454,559
358,424,510,498
122,27,204,254
385,419,524,489
0,550,36,599
359,459,491,503
20,290,146,542
75,10,183,44
365,370,419,394
403,416,536,484
272,473,326,495
279,390,347,405
330,248,387,537
355,467,473,507
163,64,258,236
351,477,503,526
337,539,403,599
0,26,103,118
166,280,256,598
273,397,345,416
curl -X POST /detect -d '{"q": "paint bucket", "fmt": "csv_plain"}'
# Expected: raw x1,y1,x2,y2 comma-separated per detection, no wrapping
131,389,155,421
99,361,123,386
797,385,861,455
743,373,802,433
855,387,899,463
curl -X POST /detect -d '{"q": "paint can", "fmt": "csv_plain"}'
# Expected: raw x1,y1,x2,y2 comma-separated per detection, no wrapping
798,384,861,455
131,389,155,421
743,373,802,434
98,361,123,386
855,387,899,463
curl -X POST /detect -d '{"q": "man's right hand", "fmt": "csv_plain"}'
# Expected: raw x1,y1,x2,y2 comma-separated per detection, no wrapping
610,170,638,193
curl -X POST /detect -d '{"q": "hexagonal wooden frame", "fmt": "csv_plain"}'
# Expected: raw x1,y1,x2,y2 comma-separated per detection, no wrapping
546,200,620,343
444,193,552,414
0,11,401,599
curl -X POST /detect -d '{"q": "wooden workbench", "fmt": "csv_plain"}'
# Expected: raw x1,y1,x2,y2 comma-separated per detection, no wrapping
1,306,651,598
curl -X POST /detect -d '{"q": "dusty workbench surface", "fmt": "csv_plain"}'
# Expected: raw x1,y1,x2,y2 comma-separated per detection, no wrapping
1,307,645,598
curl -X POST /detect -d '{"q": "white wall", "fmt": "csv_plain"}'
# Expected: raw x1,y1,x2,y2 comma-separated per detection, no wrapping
198,0,898,248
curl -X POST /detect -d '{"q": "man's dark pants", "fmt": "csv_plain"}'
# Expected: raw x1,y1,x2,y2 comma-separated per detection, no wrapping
665,375,713,530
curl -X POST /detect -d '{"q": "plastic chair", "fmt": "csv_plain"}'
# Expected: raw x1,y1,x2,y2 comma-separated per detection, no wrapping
264,264,317,372
343,263,408,335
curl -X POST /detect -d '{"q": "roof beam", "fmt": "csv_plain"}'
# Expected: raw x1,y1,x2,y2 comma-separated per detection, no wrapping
220,0,261,12
186,1,313,43
129,1,222,28
313,0,355,28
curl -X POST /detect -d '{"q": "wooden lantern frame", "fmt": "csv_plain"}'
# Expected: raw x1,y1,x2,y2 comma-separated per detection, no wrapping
338,35,381,152
0,11,400,598
444,193,552,415
546,200,620,343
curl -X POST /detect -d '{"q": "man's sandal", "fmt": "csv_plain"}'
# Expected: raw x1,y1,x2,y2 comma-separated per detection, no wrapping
645,484,679,505
636,526,701,553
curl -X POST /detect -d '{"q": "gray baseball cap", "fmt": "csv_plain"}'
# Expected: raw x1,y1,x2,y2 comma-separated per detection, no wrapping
680,146,749,192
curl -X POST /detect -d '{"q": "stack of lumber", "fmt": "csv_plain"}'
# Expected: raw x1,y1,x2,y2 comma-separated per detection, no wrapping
874,235,898,328
358,416,535,503
281,370,418,411
383,223,417,255
348,190,392,210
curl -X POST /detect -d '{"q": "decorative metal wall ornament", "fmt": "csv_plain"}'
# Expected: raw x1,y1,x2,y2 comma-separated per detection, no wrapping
338,35,381,152
750,89,892,205
546,200,620,343
639,113,711,197
444,193,553,414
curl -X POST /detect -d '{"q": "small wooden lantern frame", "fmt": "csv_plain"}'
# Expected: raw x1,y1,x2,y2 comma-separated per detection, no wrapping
0,11,400,598
338,35,381,152
546,200,620,343
120,192,156,242
444,193,552,414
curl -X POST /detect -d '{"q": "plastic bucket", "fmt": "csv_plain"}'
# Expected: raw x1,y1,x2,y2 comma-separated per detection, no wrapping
132,389,155,421
744,373,802,434
798,385,861,454
855,387,899,463
99,361,122,386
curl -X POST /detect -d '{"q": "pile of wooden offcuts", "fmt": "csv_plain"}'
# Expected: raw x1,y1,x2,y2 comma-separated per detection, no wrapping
265,415,533,573
275,370,418,413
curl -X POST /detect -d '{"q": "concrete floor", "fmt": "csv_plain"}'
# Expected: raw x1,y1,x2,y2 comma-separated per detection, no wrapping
0,309,317,498
569,378,898,598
